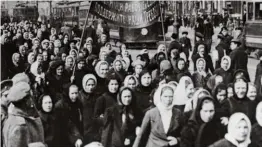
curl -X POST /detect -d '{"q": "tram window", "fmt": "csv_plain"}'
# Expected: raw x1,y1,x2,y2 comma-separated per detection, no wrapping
247,2,253,20
255,2,262,20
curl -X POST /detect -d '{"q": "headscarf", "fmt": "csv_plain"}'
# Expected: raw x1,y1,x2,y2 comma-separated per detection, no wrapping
69,49,78,58
122,57,130,71
123,75,139,88
157,44,166,53
212,83,228,103
153,84,176,133
12,53,20,67
112,58,125,72
65,55,75,69
232,78,249,100
82,74,97,93
184,88,210,112
30,55,44,77
131,59,145,68
196,58,206,73
27,52,35,64
174,76,194,105
207,74,223,91
221,55,231,71
159,60,172,74
256,102,262,126
225,113,251,147
95,60,109,78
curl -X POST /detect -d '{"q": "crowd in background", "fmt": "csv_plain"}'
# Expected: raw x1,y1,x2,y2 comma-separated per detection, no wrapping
1,14,262,147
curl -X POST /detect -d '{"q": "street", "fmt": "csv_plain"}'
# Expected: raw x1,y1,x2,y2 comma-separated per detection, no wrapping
110,25,260,83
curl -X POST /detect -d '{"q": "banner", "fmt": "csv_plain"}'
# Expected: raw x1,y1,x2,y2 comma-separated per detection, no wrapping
89,1,161,28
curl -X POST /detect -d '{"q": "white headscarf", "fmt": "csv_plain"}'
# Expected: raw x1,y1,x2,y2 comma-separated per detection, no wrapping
225,113,252,147
95,61,109,78
221,55,231,71
256,102,262,126
27,52,35,64
184,88,210,112
153,84,177,133
173,76,194,105
196,58,206,73
157,44,166,53
82,74,97,93
124,75,139,88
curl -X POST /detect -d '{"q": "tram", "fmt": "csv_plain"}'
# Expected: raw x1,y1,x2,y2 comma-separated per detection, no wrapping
245,1,262,57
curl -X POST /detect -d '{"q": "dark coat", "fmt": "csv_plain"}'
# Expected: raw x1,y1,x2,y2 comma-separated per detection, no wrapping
179,37,192,58
203,23,214,39
227,96,256,123
94,92,118,118
180,97,223,147
78,90,101,144
229,47,248,73
210,138,237,147
133,107,184,147
215,41,230,69
255,62,262,84
192,40,207,56
54,97,83,146
2,105,45,147
73,68,90,91
250,123,262,147
8,63,25,79
214,68,233,85
38,111,57,146
135,86,154,113
192,72,212,88
101,105,142,147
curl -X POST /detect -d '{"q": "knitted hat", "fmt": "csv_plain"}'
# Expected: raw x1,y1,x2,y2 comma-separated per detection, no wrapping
7,82,30,103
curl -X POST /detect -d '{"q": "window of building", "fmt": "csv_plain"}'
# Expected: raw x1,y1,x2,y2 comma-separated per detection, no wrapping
247,2,253,20
255,2,262,20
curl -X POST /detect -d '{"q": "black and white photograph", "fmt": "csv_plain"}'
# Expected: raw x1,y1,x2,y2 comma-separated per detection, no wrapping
1,0,262,147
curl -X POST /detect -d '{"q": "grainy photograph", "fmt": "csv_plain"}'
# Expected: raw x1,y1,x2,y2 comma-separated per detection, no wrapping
1,0,262,147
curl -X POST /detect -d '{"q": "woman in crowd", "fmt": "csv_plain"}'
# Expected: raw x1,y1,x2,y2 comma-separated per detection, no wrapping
173,58,191,82
64,55,75,76
101,87,142,146
123,75,139,91
54,85,83,147
133,84,184,147
135,70,154,113
206,74,224,92
181,96,223,146
174,76,195,112
251,102,262,146
192,58,212,88
214,56,233,85
9,53,24,78
73,57,90,90
78,74,100,144
110,58,127,83
38,94,57,146
94,60,110,95
131,59,146,80
211,113,252,147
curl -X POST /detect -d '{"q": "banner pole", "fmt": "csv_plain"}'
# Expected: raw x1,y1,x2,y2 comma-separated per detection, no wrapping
72,1,92,78
159,0,168,58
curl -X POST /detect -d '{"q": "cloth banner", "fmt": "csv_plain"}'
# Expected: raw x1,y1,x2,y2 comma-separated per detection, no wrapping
89,1,161,28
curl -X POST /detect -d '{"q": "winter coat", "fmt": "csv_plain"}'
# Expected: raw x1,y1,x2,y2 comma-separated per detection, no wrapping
54,97,83,146
203,23,214,39
133,107,184,147
180,97,223,147
101,105,142,147
215,41,230,69
255,62,262,84
78,90,101,144
8,63,25,79
210,138,237,147
192,72,212,88
38,111,58,146
179,37,192,58
135,86,154,113
250,123,262,147
94,92,118,118
214,68,233,85
227,96,256,123
2,104,45,147
229,47,248,73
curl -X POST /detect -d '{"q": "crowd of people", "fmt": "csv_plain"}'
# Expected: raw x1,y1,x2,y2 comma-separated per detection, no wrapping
1,15,262,147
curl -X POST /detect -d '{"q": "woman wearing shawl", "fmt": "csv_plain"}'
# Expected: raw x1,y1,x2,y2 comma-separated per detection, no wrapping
123,75,139,91
214,56,234,85
110,58,127,83
37,94,58,146
181,96,223,146
133,84,184,147
192,58,212,88
69,49,78,60
151,60,172,84
206,74,224,92
72,57,91,90
251,102,262,147
226,78,256,123
135,70,154,113
9,53,24,78
101,87,142,147
78,74,100,144
173,76,195,112
94,60,110,95
173,58,191,82
149,44,167,71
46,60,71,103
210,113,252,147
54,85,83,147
